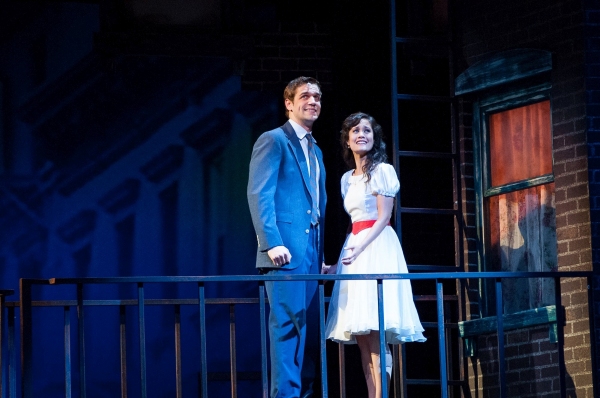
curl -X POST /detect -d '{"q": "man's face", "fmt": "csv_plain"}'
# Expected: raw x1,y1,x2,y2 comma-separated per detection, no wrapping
285,83,321,130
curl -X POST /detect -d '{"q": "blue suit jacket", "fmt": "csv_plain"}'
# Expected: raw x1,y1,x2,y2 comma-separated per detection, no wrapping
247,121,327,270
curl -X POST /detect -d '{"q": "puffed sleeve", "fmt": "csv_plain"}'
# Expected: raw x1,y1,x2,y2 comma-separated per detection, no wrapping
340,170,353,199
369,163,399,197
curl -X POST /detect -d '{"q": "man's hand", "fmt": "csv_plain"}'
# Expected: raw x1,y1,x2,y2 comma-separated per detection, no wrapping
267,246,292,267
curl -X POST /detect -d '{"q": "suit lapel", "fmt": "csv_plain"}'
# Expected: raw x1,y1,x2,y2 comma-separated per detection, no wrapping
282,122,314,200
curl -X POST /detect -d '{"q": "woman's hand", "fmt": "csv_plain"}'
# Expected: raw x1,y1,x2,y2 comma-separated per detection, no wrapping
341,245,364,265
321,262,338,275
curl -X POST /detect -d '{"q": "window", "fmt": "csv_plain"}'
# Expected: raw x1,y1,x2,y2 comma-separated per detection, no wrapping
455,49,556,316
476,85,556,315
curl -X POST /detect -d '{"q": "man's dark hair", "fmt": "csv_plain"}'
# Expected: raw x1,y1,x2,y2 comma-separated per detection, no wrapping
340,112,387,182
283,77,321,118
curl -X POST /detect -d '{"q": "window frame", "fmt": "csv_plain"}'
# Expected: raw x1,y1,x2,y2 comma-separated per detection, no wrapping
472,81,555,316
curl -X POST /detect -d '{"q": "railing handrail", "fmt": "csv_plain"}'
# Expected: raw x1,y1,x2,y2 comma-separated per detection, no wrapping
36,270,593,285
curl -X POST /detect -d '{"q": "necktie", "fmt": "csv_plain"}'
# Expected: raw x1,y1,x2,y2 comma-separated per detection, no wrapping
306,134,319,225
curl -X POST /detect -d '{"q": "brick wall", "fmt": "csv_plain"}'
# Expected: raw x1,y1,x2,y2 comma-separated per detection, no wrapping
584,1,600,391
474,326,570,397
240,22,333,95
456,0,593,396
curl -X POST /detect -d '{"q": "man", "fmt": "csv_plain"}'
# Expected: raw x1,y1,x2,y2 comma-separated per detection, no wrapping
247,76,327,398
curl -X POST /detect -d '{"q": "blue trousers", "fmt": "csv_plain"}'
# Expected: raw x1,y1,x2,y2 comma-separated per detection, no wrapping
265,226,319,398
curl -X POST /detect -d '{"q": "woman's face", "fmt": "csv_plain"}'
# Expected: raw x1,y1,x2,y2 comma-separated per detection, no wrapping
346,119,374,156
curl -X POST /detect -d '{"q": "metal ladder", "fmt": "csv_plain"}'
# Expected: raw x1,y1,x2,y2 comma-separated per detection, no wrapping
389,1,467,396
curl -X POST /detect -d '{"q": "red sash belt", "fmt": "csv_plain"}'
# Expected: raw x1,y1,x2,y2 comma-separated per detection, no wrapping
352,220,390,235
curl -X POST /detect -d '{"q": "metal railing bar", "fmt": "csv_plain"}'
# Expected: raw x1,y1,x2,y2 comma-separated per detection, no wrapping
258,282,268,398
2,294,445,307
405,378,442,385
19,279,33,398
444,300,452,389
8,305,16,398
1,291,4,398
404,378,465,385
175,305,182,398
495,279,505,398
436,280,448,398
394,344,406,398
318,281,328,398
4,298,262,308
0,290,14,398
64,306,72,398
119,305,127,398
137,283,147,398
198,283,208,398
229,304,237,398
44,271,594,284
338,344,346,398
77,283,87,398
587,275,598,397
414,294,458,301
377,279,388,397
555,277,566,397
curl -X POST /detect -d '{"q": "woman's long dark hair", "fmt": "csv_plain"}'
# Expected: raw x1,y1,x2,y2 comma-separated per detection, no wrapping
340,112,387,182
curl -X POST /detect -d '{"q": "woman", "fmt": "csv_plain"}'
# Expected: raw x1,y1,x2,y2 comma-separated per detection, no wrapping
322,112,426,398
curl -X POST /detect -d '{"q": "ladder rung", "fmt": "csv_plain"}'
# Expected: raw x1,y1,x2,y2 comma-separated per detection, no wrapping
396,93,451,102
398,150,455,159
399,207,457,215
395,37,451,45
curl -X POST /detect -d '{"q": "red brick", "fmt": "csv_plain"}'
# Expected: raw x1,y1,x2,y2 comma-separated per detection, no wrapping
576,170,589,183
558,241,569,253
578,197,591,210
575,143,590,157
564,131,587,147
566,210,589,225
566,291,588,306
558,252,581,266
555,147,576,162
567,183,588,199
557,200,578,214
564,157,588,172
557,225,579,240
569,237,591,251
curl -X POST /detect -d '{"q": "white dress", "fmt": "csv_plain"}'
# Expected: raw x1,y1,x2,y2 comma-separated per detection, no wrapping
325,163,426,344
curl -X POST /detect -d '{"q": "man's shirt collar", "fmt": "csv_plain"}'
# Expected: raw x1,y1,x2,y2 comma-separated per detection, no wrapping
289,119,314,141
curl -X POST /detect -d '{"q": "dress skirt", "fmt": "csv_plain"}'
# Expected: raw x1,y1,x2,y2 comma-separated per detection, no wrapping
325,225,426,345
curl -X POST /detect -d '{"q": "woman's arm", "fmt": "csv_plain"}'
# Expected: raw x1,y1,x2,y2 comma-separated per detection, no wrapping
341,194,394,265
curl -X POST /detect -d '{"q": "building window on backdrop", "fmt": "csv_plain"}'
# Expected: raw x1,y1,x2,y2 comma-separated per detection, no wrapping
478,92,557,316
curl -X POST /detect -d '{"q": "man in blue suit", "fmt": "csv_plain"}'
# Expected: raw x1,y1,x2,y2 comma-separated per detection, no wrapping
247,76,327,397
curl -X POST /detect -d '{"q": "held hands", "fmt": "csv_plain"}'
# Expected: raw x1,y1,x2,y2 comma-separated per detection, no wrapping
267,246,292,267
321,262,338,275
341,244,364,265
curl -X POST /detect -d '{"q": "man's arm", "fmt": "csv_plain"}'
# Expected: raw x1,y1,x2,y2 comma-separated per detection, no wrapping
247,131,285,254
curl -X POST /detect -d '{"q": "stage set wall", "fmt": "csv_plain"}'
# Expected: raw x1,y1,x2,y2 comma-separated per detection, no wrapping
454,0,596,397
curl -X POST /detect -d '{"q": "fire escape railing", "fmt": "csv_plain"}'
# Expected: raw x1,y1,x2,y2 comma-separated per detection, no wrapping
0,271,594,398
